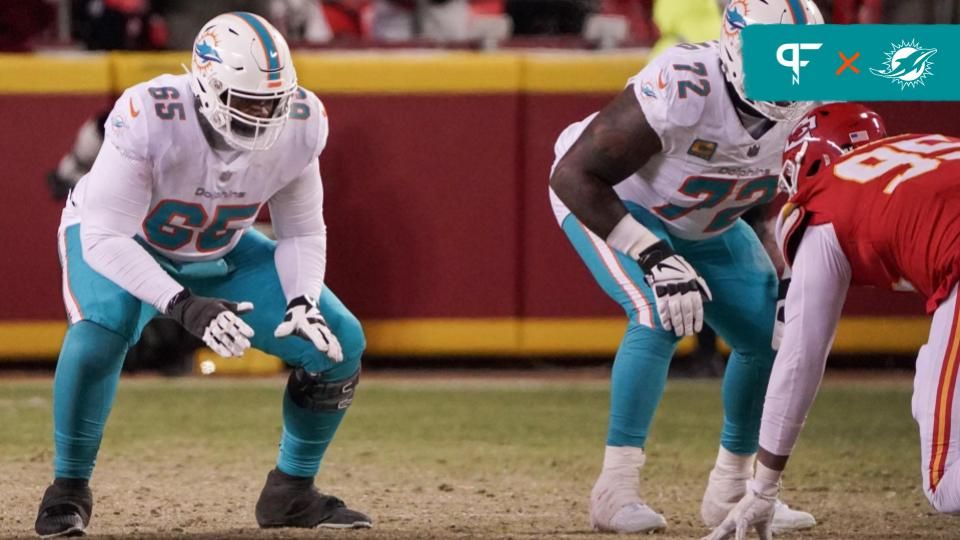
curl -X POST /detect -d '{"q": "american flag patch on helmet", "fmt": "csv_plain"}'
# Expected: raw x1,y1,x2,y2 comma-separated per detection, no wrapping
850,130,870,143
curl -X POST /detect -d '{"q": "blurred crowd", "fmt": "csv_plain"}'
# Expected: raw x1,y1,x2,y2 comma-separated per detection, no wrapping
7,0,954,54
3,0,654,51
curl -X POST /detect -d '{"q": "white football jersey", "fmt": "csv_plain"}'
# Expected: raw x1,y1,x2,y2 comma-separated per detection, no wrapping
550,41,793,240
62,73,328,262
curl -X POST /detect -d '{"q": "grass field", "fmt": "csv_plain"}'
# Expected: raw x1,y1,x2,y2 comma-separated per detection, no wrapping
0,371,955,539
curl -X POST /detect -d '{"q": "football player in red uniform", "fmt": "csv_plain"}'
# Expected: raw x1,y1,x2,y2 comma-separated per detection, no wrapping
705,102,960,539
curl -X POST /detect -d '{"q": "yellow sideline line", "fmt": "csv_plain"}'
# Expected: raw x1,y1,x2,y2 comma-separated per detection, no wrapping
110,51,526,94
0,54,112,94
293,52,523,94
0,52,638,95
0,317,930,360
521,52,647,93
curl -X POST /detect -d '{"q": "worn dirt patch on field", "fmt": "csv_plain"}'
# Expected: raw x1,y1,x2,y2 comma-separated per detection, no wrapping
0,374,952,539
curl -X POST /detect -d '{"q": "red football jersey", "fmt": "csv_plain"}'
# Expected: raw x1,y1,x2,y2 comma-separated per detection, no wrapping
786,133,960,313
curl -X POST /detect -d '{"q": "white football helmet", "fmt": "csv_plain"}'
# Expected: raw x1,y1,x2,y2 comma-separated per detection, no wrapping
190,12,298,151
720,0,824,122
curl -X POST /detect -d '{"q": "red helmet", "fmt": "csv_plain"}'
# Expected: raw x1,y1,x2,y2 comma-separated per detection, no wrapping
779,103,887,195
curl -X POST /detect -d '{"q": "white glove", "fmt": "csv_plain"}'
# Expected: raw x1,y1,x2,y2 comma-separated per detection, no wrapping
637,241,713,336
165,290,255,358
274,295,343,362
771,278,789,350
204,307,255,357
701,481,778,540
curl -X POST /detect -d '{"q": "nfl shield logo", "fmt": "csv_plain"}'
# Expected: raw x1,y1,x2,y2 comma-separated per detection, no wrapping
747,144,760,157
219,171,233,183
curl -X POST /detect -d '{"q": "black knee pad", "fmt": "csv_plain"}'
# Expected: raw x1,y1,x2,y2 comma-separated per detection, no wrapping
286,367,359,412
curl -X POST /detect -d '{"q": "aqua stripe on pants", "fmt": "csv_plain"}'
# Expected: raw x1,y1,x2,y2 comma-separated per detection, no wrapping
561,203,778,454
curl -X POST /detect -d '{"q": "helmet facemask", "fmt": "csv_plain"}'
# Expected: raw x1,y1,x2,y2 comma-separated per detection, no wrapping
778,139,807,196
210,83,296,151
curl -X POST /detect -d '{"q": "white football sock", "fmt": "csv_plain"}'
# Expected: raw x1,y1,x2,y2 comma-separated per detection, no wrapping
602,445,646,472
714,446,753,477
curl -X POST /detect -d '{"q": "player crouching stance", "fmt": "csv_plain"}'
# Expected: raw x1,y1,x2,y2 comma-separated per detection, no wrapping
548,0,820,534
35,13,371,537
705,103,960,540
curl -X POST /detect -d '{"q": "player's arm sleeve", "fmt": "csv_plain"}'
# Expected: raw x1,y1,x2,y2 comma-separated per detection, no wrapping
758,224,852,457
78,141,185,312
268,158,327,302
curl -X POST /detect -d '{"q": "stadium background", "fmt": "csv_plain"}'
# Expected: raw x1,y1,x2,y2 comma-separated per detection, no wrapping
2,0,951,370
0,55,950,366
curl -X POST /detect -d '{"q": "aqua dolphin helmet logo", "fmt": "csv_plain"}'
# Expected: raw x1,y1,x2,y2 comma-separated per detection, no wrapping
195,40,223,65
726,7,747,30
724,0,749,38
870,39,937,89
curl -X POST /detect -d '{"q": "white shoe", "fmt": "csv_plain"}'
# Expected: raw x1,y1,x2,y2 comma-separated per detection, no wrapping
591,499,668,534
590,447,667,534
770,499,816,534
701,467,816,533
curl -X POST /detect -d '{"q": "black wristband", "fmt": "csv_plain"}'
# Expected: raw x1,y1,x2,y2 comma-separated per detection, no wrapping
636,240,675,273
165,289,191,317
287,295,315,309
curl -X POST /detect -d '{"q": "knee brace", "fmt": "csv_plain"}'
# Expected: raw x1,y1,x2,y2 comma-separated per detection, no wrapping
286,367,359,411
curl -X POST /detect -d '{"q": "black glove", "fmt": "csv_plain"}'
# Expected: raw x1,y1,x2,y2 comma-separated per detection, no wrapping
165,290,255,357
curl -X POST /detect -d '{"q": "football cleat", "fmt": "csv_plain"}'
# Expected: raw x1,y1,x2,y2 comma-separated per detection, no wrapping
591,498,668,534
701,467,816,533
590,447,667,534
255,468,372,529
34,478,93,538
771,499,817,534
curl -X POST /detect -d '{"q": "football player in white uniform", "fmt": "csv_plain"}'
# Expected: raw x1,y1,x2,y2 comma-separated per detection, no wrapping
35,13,371,536
548,0,822,533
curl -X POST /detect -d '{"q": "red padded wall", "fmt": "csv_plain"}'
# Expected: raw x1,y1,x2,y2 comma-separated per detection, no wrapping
0,92,956,322
319,94,521,318
0,94,112,319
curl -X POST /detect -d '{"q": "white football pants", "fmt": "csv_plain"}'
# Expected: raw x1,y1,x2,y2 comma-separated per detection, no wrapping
914,283,960,514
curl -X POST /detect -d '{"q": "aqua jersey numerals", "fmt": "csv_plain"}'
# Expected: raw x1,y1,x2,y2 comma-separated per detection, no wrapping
653,175,777,233
143,200,259,252
148,86,186,120
707,176,777,232
143,199,204,250
290,87,310,120
672,62,711,98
